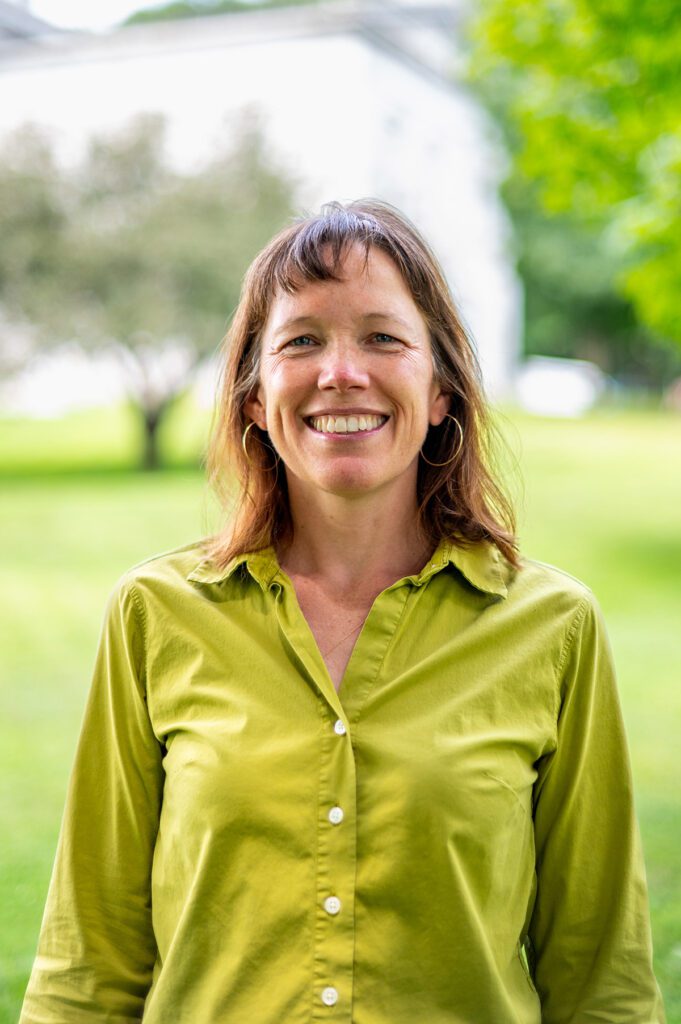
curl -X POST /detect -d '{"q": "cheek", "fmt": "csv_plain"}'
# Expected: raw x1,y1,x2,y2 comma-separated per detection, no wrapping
262,382,307,444
265,361,308,404
393,370,437,418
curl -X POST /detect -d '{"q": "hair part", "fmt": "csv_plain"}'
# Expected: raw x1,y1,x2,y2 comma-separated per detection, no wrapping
204,198,519,569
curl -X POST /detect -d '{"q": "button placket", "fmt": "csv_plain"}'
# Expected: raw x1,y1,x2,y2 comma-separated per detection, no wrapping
311,715,357,1020
312,590,410,1020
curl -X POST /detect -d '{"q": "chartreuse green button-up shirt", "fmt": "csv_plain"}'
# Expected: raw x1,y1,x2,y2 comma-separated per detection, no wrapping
20,537,665,1024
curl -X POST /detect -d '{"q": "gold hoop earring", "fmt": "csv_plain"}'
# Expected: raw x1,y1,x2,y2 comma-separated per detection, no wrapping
241,420,257,463
419,414,464,468
241,420,279,471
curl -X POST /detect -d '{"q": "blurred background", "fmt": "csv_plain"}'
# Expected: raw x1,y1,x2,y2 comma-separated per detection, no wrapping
1,0,679,1019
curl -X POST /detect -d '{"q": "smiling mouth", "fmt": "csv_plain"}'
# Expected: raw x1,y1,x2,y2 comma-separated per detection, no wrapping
305,414,389,435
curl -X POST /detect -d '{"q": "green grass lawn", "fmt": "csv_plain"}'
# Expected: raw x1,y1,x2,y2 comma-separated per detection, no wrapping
1,401,679,1021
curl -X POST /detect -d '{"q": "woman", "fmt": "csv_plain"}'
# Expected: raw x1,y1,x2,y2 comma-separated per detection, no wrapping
21,200,665,1022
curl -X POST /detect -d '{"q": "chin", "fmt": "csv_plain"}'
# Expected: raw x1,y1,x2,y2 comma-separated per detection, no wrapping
317,469,391,497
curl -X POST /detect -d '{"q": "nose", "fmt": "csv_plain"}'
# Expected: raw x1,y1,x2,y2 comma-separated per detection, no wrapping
317,341,370,392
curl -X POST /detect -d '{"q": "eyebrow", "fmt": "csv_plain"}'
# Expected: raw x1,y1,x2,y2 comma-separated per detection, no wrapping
272,312,415,336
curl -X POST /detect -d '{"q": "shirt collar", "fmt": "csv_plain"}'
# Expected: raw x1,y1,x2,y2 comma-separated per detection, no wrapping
404,536,508,598
187,536,508,599
187,548,279,592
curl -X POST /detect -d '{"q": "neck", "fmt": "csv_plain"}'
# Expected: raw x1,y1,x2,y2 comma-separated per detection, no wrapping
277,479,434,594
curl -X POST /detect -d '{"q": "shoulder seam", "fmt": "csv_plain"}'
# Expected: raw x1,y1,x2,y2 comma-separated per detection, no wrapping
556,595,591,685
125,579,151,710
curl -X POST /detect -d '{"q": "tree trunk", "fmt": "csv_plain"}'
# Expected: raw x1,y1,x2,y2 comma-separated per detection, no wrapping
142,407,163,471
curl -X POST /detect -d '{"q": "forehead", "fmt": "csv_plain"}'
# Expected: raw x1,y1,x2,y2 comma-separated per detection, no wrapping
263,244,425,331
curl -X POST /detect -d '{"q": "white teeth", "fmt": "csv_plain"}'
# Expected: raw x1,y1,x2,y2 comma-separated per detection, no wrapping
310,414,387,434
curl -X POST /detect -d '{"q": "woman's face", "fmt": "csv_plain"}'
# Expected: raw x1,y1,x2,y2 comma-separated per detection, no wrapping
245,244,449,503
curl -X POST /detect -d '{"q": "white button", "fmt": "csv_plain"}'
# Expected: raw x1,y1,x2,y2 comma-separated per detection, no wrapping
321,986,339,1006
324,895,342,915
328,805,344,825
333,719,346,735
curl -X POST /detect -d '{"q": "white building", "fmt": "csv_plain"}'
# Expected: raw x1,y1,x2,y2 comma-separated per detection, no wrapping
0,0,521,408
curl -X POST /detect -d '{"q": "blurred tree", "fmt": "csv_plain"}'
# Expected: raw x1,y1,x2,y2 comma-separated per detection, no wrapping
0,125,69,339
499,173,681,387
466,0,681,367
0,113,297,468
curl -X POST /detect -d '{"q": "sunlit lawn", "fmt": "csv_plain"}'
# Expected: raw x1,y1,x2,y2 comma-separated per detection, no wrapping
1,401,680,1021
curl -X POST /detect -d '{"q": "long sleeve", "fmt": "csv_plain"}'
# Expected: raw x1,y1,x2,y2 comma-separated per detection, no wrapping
528,594,666,1022
20,577,164,1024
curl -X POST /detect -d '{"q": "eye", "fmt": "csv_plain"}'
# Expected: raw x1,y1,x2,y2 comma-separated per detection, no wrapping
285,335,317,348
373,333,401,344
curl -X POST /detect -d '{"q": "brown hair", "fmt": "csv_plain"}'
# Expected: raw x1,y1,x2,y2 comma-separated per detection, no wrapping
204,199,519,568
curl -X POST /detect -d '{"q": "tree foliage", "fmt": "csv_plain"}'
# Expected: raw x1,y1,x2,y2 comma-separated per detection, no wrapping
467,0,681,351
497,173,681,386
0,113,297,467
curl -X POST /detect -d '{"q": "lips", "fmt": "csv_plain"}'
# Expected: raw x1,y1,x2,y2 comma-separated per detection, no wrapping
306,414,389,435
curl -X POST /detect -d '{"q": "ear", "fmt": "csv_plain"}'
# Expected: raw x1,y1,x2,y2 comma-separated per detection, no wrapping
243,388,267,431
428,387,451,427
